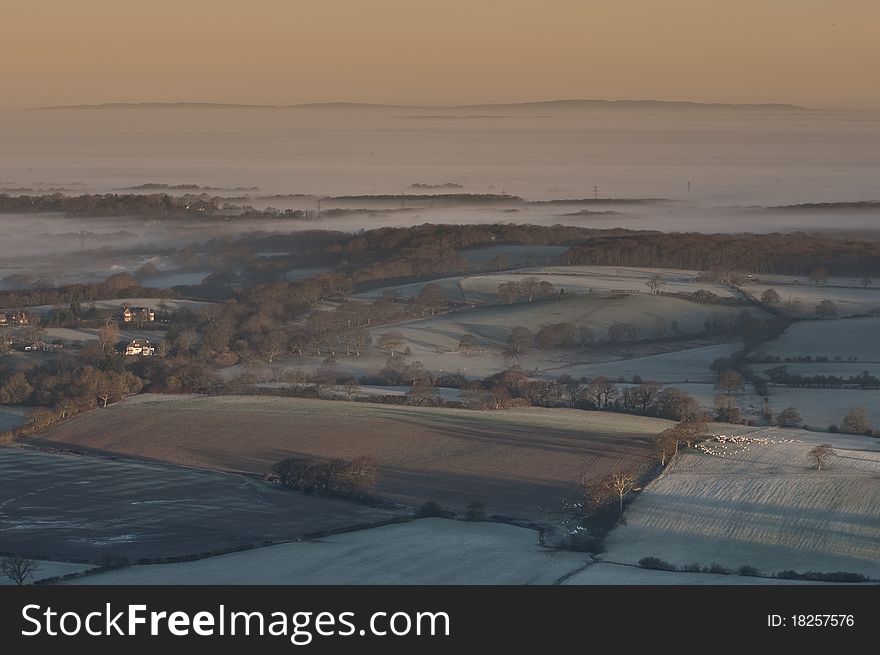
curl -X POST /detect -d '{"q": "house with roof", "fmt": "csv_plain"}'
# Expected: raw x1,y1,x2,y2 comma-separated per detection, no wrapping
124,339,155,356
121,306,156,323
1,311,30,326
24,340,64,352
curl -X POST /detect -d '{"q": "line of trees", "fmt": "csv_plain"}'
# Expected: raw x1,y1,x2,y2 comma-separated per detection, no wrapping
496,278,557,304
762,366,880,389
270,456,378,498
459,368,703,421
562,233,880,277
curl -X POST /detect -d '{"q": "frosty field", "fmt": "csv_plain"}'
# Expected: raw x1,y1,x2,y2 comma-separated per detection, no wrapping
35,394,673,520
743,282,880,317
753,317,880,362
69,519,588,585
599,427,880,579
373,294,757,352
0,406,27,432
0,446,399,561
0,560,94,585
464,266,740,299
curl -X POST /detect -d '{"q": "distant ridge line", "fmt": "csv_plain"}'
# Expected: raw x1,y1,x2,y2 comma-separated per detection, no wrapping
33,98,811,111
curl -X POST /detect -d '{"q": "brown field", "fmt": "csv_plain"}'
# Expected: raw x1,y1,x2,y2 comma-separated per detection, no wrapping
34,394,672,521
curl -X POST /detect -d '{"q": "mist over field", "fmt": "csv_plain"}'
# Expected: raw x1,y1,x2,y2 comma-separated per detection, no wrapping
1,104,878,289
2,105,879,208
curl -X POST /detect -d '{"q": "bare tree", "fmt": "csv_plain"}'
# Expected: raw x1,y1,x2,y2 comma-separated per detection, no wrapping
656,427,681,466
776,407,802,427
577,325,594,348
841,406,872,434
815,300,837,318
1,556,39,586
507,326,533,355
344,380,360,400
344,328,371,356
259,330,288,363
605,473,636,512
714,394,742,423
715,370,745,394
583,377,617,409
520,277,554,302
97,323,120,354
645,274,665,295
376,332,405,357
458,334,479,355
607,321,638,344
496,282,521,305
760,288,781,304
807,267,829,286
807,444,836,471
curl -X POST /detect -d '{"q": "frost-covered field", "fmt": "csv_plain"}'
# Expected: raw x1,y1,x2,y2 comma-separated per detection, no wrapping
599,428,880,578
0,446,399,561
36,326,164,344
69,519,587,585
373,294,757,353
37,395,671,520
753,317,880,362
464,266,739,299
761,387,880,430
564,343,743,384
353,276,469,302
743,282,880,317
0,560,94,585
0,406,27,432
616,382,879,432
18,297,216,316
562,561,823,585
760,361,880,378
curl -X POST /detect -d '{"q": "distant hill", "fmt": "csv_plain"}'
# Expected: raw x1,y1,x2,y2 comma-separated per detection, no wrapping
34,101,277,110
34,98,810,112
454,99,808,111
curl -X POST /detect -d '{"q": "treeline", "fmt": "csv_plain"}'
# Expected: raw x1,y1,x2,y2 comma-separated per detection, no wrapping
170,223,613,296
500,311,785,354
270,456,378,499
767,201,880,211
0,364,143,439
457,368,704,422
562,232,880,276
0,193,218,217
335,223,608,284
762,366,880,390
329,193,521,203
0,273,173,309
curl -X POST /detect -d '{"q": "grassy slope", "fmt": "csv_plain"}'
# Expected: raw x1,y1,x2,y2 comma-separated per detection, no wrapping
35,394,672,520
70,518,588,585
373,294,761,352
599,427,880,577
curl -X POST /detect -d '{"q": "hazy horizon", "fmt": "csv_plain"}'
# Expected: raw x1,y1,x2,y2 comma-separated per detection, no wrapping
23,97,816,111
3,1,879,110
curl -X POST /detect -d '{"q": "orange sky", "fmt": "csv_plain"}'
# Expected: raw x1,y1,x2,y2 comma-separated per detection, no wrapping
2,0,878,109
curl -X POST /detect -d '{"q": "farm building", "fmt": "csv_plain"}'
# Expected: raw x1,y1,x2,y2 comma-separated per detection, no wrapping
24,340,64,352
0,311,30,326
124,339,155,356
121,306,155,323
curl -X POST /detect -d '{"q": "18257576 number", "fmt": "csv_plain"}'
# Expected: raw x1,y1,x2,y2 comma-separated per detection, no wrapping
791,615,854,627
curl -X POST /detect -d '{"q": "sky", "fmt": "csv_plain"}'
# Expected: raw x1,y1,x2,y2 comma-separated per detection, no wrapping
2,0,878,109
